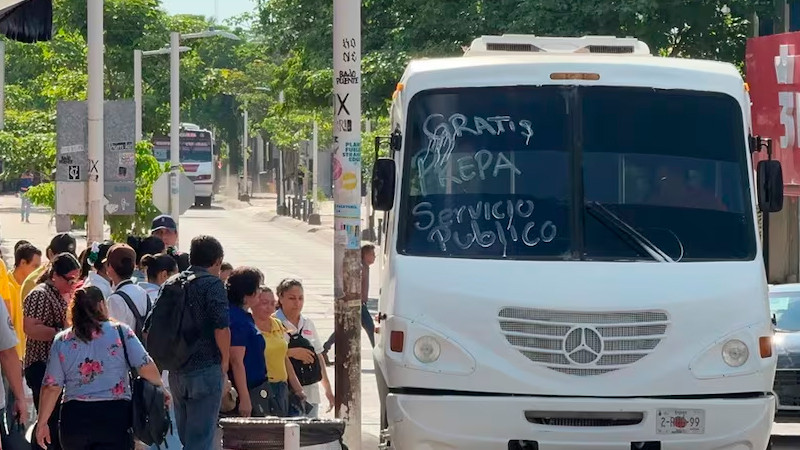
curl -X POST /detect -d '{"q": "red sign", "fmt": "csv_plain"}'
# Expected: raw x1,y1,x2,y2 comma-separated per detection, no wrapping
746,32,800,196
182,164,199,173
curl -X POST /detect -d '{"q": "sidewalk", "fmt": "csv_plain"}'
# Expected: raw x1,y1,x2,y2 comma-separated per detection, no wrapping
235,193,378,239
0,194,88,267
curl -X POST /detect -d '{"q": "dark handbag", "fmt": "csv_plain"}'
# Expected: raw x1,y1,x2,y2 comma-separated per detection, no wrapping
248,380,272,417
117,326,172,447
287,328,322,386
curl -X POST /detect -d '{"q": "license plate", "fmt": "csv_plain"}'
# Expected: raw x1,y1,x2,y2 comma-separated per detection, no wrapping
656,409,705,435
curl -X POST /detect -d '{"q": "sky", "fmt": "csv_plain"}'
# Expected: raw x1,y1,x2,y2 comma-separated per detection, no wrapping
160,0,256,22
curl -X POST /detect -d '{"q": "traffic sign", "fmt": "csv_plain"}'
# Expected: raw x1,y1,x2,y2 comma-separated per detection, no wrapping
152,171,195,215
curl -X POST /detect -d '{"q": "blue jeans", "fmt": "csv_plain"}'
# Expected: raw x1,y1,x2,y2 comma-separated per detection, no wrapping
323,303,375,351
268,382,289,417
20,196,30,221
169,365,223,450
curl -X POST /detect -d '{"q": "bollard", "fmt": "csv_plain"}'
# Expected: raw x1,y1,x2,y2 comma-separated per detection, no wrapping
284,423,300,450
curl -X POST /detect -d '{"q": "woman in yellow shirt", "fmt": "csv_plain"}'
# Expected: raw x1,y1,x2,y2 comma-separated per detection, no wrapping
251,286,304,417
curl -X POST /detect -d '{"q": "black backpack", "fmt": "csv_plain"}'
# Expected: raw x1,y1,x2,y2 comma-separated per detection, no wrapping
117,326,171,447
114,283,152,341
143,271,212,371
288,328,323,386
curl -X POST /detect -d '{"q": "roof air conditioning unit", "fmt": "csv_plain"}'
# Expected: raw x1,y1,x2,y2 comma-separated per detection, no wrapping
464,35,651,57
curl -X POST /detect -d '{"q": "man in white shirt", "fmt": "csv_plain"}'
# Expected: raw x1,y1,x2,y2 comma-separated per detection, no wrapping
104,244,151,334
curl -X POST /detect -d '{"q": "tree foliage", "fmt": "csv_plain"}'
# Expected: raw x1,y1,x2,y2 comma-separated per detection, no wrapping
1,0,783,220
255,0,776,118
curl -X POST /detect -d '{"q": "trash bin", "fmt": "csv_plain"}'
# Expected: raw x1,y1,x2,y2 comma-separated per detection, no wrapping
220,417,346,450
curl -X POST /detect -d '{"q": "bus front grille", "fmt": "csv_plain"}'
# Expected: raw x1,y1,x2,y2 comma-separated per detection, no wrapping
498,307,669,376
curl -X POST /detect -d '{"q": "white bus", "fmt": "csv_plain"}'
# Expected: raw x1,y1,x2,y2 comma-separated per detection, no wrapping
371,35,783,450
152,123,217,208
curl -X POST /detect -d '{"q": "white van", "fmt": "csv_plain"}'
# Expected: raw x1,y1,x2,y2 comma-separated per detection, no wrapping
371,35,782,450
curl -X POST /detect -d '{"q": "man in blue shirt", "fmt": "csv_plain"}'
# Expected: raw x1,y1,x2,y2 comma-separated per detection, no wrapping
18,170,34,223
169,235,230,450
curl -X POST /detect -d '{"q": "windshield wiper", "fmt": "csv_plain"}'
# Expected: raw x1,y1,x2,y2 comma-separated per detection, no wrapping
585,201,675,263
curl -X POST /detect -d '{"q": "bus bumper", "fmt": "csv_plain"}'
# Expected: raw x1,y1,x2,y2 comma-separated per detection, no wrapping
193,182,213,197
384,393,775,450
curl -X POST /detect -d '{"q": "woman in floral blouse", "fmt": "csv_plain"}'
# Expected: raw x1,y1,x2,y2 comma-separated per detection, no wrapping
35,286,167,449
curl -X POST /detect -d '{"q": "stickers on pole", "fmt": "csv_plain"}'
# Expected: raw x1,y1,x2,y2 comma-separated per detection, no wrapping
55,100,136,215
333,20,362,251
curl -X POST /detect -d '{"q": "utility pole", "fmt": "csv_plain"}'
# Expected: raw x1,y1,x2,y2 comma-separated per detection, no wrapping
169,31,181,233
309,120,321,224
133,49,142,142
87,0,104,244
242,106,249,199
365,119,373,239
333,0,362,448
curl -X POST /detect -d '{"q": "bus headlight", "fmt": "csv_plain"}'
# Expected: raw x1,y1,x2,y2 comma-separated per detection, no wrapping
413,336,441,363
721,339,749,367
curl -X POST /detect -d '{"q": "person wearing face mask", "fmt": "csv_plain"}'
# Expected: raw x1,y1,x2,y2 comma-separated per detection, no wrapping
23,253,81,450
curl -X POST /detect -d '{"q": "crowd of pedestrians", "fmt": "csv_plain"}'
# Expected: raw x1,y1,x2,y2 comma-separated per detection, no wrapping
0,213,349,450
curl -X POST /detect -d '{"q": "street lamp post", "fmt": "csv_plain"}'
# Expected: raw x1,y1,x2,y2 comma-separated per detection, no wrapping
168,30,240,232
169,31,181,225
133,29,238,238
133,46,190,144
133,49,141,141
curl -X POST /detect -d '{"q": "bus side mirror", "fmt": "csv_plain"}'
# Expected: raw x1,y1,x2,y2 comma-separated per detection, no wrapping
372,158,396,211
757,160,784,213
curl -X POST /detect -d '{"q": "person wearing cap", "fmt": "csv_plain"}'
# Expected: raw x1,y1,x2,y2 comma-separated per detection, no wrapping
104,244,151,332
151,215,178,247
20,233,76,303
151,215,190,272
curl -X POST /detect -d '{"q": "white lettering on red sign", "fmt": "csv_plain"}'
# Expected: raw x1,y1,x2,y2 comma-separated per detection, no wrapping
775,44,800,149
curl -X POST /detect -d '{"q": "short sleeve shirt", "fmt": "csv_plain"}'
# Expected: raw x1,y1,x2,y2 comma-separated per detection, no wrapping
23,282,68,368
0,301,19,408
20,265,46,305
178,267,230,373
229,306,267,389
261,317,288,383
7,271,25,358
43,322,151,402
275,310,323,404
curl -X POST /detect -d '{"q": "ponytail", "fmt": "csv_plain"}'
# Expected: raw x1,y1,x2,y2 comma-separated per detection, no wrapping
70,286,107,342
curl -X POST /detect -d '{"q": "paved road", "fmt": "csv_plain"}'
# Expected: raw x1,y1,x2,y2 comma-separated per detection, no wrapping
177,202,383,448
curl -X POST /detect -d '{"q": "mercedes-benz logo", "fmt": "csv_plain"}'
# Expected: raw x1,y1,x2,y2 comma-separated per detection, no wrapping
564,327,603,365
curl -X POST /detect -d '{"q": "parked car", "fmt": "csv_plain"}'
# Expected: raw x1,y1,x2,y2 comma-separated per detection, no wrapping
770,283,800,416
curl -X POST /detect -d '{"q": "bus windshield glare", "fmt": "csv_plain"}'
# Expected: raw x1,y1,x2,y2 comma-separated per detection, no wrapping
397,86,756,262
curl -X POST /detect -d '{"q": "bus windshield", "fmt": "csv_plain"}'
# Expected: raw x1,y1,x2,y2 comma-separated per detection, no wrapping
397,86,756,262
151,132,213,163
